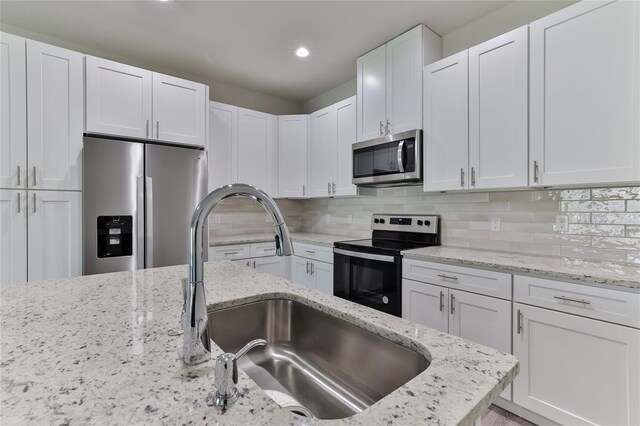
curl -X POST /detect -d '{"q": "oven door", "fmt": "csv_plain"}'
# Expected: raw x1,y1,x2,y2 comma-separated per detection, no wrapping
333,248,401,316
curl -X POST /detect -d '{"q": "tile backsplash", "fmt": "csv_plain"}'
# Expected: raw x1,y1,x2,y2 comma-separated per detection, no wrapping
209,186,640,265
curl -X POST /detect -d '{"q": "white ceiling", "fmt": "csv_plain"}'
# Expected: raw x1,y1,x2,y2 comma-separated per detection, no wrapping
0,1,511,103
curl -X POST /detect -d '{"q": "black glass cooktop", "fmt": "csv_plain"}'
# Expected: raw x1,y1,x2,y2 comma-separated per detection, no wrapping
334,238,437,256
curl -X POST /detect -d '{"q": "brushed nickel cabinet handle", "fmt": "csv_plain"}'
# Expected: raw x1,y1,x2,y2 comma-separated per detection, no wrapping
460,168,464,187
246,261,250,267
379,121,384,136
253,261,256,269
310,262,314,276
302,184,305,196
328,182,331,195
437,274,458,281
517,310,523,334
385,119,391,135
439,291,444,312
533,161,539,183
223,251,239,255
156,121,160,139
554,295,591,305
146,120,150,138
332,182,336,194
33,193,36,213
306,261,310,275
450,293,455,315
305,250,316,254
17,193,21,213
471,167,476,187
33,166,36,187
17,165,21,186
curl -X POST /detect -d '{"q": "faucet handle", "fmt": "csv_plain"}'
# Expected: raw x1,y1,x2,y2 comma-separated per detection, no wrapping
209,339,267,407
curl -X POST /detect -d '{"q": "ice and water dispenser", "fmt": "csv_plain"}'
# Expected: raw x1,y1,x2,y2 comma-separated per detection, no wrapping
97,216,133,258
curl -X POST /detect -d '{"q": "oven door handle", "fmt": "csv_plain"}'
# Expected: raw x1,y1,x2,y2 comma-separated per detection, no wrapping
334,248,396,263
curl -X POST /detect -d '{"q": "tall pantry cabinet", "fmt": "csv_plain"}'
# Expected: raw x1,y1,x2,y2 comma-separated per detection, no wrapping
0,33,83,285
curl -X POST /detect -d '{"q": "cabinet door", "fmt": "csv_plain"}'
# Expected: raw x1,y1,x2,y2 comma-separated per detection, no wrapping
278,115,308,198
529,0,640,186
312,260,333,295
513,303,639,426
423,51,469,192
309,106,337,198
449,289,511,399
469,26,528,190
152,73,206,147
290,256,314,289
334,96,357,197
27,190,82,281
208,101,237,190
386,25,423,135
26,40,83,191
237,108,278,195
0,190,27,285
0,32,27,189
254,256,290,280
401,279,448,332
85,56,152,139
357,44,386,142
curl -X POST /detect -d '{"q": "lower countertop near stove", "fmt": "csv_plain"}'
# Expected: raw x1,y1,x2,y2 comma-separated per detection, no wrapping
1,261,517,425
402,246,640,292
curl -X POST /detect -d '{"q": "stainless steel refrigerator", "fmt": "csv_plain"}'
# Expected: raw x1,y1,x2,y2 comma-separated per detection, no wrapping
83,136,208,275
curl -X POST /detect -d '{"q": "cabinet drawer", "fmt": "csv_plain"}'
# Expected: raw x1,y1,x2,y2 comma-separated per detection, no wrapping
251,242,277,258
293,242,333,264
208,244,251,261
514,275,640,328
403,259,511,300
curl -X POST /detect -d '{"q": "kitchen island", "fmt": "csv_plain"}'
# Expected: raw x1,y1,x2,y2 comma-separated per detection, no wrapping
1,261,518,425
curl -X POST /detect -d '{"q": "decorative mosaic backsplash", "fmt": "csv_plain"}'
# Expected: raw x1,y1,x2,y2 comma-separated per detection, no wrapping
209,186,640,265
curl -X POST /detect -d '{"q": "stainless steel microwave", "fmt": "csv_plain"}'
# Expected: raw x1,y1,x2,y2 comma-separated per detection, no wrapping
352,130,422,186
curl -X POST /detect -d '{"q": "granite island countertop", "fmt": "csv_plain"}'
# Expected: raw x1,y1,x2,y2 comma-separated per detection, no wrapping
1,262,518,425
403,246,640,292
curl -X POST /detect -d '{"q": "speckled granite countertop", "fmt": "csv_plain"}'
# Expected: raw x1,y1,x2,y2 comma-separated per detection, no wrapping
1,262,517,425
209,232,356,248
403,246,640,292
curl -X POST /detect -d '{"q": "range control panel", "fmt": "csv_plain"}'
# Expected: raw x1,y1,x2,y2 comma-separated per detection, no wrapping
371,214,438,234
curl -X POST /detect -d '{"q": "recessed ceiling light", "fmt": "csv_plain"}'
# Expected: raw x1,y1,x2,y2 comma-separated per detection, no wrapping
295,47,310,58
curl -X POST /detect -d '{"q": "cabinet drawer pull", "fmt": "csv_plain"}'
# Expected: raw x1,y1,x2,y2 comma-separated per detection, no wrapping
450,293,455,315
156,121,160,139
332,182,336,194
460,168,464,187
310,262,314,276
302,184,305,196
437,274,458,281
305,250,316,254
246,261,250,267
17,193,21,213
439,291,444,312
33,193,36,213
146,120,150,138
517,309,523,334
533,160,540,183
328,182,331,195
223,251,239,255
17,165,21,186
385,119,391,135
379,121,384,136
306,261,310,275
554,295,591,305
253,261,256,269
33,166,37,187
471,167,476,187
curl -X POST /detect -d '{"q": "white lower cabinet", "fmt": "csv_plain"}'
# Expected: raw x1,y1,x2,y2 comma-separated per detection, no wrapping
290,254,333,295
252,256,289,279
513,302,640,426
210,242,289,280
27,190,82,282
402,277,511,399
0,190,27,285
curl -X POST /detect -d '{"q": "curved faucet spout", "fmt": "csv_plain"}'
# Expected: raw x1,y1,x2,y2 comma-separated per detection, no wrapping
183,184,293,365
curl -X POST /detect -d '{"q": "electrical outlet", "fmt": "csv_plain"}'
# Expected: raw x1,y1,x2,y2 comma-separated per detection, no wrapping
490,218,501,232
555,215,569,232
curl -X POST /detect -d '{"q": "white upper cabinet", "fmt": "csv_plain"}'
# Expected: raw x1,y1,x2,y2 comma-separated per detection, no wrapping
85,56,153,139
152,73,206,146
237,108,278,196
86,56,207,146
357,44,387,141
208,101,237,190
309,105,337,197
529,0,640,187
334,96,357,196
423,51,469,192
278,115,308,198
27,40,83,191
0,32,27,190
27,190,82,281
468,26,529,190
357,25,441,142
0,190,27,285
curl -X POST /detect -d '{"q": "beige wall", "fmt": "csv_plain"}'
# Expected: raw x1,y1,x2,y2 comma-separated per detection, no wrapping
0,23,302,115
302,78,356,114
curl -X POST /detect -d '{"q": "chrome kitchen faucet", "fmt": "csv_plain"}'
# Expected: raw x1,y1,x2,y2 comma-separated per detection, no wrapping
183,184,294,366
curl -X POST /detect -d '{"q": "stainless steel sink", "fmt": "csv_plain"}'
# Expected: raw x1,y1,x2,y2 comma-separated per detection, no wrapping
209,299,429,419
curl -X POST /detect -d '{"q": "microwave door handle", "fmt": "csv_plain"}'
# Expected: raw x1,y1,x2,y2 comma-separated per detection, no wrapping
334,248,395,263
397,140,405,173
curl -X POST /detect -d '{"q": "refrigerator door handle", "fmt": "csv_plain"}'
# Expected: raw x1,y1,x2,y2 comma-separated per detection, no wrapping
137,176,145,270
146,176,154,268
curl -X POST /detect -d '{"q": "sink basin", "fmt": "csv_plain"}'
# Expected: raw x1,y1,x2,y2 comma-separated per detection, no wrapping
209,299,429,419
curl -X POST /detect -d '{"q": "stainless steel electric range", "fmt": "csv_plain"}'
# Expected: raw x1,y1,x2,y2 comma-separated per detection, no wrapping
333,214,440,317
